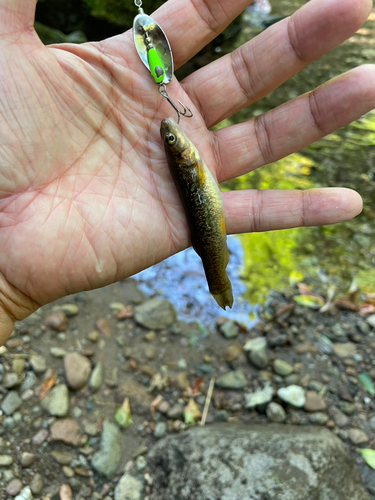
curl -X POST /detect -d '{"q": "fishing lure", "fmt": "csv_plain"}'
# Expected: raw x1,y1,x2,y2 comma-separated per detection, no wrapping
132,0,193,123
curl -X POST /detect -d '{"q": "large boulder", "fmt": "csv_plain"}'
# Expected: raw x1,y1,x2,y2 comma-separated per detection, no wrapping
147,424,370,500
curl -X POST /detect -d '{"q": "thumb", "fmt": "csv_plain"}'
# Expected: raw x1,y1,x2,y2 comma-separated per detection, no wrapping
0,307,14,345
0,0,37,36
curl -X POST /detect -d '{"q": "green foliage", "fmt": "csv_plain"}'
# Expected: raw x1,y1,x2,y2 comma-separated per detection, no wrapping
82,0,166,27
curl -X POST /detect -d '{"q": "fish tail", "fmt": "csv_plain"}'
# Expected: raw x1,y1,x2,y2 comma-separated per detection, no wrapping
212,286,233,310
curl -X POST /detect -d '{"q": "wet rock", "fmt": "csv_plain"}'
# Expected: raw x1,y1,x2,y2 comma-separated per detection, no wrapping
51,450,75,465
266,402,286,423
45,311,68,331
154,422,167,439
333,343,356,358
64,352,92,390
21,452,37,468
147,424,370,500
1,391,22,415
41,384,69,416
329,406,350,428
14,487,33,500
273,359,294,377
29,355,47,374
308,413,329,425
245,384,273,409
348,428,369,445
304,391,327,412
50,418,82,446
116,379,154,416
0,455,13,466
30,474,43,495
219,321,238,339
92,420,122,480
114,474,144,500
89,362,104,392
215,370,247,390
134,298,177,330
6,479,23,496
277,385,306,408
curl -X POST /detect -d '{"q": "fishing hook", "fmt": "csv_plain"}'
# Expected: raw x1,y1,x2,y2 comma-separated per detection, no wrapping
158,84,193,124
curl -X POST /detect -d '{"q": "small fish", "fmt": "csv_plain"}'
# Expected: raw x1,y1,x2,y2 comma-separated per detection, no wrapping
160,117,233,309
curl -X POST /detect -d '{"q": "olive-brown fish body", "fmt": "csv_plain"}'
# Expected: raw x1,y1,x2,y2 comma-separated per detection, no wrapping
160,117,233,309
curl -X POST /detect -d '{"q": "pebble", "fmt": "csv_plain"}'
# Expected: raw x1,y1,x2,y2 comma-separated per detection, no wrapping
316,335,334,354
219,321,238,339
0,454,14,466
145,346,156,360
50,418,82,446
177,358,187,369
304,391,327,412
21,389,34,401
158,401,170,414
215,370,247,390
329,406,350,428
273,359,294,377
92,420,123,480
45,311,69,331
224,344,242,363
4,372,21,388
284,374,299,385
136,455,147,471
333,343,356,359
87,330,100,342
6,478,23,495
348,428,369,445
32,429,49,446
60,304,80,317
13,358,26,374
63,465,74,477
30,355,47,374
64,352,92,390
366,314,375,328
294,342,318,354
134,298,177,330
114,474,144,500
30,473,43,495
89,362,104,392
21,452,37,468
154,422,167,439
1,390,22,415
248,347,269,370
51,450,75,465
266,402,286,423
145,330,156,342
20,372,38,391
50,347,67,358
244,337,267,352
245,384,273,409
14,486,33,500
277,385,306,408
167,404,183,419
369,416,375,431
41,384,69,416
338,402,355,416
308,412,329,425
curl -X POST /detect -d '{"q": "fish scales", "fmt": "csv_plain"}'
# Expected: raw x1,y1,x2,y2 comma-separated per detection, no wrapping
160,117,233,309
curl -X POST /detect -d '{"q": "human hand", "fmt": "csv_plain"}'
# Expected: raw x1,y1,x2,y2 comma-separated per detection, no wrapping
0,0,374,341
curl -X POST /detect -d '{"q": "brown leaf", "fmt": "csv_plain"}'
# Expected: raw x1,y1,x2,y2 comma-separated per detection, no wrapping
273,303,294,319
129,359,139,371
59,484,72,500
334,298,359,312
95,318,111,337
40,372,56,400
117,306,134,319
150,395,163,419
191,377,204,395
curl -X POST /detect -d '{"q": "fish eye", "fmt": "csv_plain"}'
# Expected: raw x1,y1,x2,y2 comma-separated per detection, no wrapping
165,133,177,145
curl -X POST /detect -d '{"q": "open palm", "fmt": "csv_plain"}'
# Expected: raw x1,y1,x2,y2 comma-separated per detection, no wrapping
0,0,374,340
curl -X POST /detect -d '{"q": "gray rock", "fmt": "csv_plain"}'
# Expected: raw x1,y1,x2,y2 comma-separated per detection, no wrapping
219,321,238,339
338,402,356,416
248,345,269,370
1,391,22,415
333,343,356,359
20,372,38,391
14,486,33,500
277,385,306,408
147,424,370,500
64,352,91,390
92,420,122,479
167,404,183,420
348,428,369,445
21,452,37,468
89,362,104,392
30,473,43,495
114,473,144,500
369,415,375,431
154,422,167,439
329,406,350,428
243,337,267,352
6,478,23,496
308,413,329,425
29,355,47,374
216,370,247,390
3,373,21,388
266,402,286,423
366,314,375,329
50,347,67,358
245,384,273,409
41,384,69,417
273,359,294,377
134,299,176,330
316,335,334,354
0,454,13,466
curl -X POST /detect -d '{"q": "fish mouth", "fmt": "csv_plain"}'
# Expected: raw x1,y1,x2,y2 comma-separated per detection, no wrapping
160,117,176,139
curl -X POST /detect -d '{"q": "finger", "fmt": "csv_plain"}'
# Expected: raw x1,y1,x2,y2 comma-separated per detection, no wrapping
0,0,37,36
214,65,375,182
182,0,372,127
223,188,363,235
103,0,252,69
0,307,14,345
